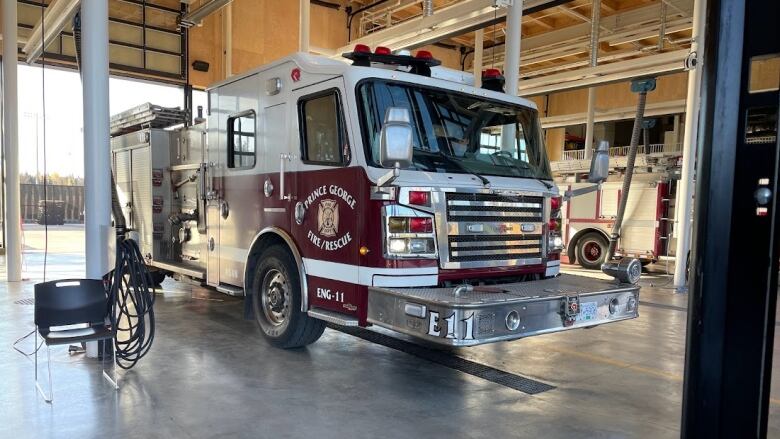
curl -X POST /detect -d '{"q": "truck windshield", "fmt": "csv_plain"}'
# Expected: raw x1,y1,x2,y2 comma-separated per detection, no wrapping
357,80,552,181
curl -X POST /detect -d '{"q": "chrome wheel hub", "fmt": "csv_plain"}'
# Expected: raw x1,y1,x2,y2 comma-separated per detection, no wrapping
261,269,289,326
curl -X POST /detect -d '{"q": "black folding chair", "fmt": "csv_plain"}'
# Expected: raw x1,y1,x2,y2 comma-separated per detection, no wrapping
34,279,119,402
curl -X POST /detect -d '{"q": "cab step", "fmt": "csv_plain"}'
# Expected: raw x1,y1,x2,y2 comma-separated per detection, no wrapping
216,284,244,297
308,308,360,326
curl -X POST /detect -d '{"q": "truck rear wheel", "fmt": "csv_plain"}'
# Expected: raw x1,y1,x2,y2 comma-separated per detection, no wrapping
251,246,325,348
577,232,608,270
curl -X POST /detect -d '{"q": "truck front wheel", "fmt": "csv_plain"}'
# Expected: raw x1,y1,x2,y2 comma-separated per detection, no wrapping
251,246,325,348
576,232,608,270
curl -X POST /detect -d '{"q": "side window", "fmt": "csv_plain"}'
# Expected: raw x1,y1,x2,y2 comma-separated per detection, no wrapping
299,90,349,165
228,110,256,168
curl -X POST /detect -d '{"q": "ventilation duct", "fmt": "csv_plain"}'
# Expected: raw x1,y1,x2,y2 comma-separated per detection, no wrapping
180,0,233,28
422,0,433,17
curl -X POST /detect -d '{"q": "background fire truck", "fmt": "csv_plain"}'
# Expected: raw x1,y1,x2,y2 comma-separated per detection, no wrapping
552,142,683,269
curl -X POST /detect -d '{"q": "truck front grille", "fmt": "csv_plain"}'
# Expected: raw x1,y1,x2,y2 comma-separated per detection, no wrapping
442,192,545,268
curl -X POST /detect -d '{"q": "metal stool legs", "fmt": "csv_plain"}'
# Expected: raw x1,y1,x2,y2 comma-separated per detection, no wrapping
33,331,119,403
101,340,119,390
34,329,53,403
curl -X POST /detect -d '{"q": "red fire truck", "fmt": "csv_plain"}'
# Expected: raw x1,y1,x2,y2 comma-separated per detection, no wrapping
561,174,675,269
110,47,640,349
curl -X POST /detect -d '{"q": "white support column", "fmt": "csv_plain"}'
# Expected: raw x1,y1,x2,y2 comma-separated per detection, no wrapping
3,0,22,282
501,0,522,152
299,0,310,53
82,0,111,280
583,0,601,160
673,0,706,292
473,29,484,88
503,0,522,97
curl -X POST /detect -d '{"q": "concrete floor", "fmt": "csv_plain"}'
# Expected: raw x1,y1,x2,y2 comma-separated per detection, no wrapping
1,225,778,438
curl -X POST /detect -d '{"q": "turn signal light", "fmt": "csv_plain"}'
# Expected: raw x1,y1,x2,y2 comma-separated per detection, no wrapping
354,44,371,53
415,50,434,60
548,218,560,231
374,46,392,55
388,217,408,233
409,217,433,233
409,190,431,206
388,217,433,233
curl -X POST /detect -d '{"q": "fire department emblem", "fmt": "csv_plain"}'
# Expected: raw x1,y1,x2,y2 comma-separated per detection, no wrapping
317,199,339,237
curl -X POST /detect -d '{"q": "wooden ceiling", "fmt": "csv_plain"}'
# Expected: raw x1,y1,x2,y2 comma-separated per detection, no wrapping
347,0,693,76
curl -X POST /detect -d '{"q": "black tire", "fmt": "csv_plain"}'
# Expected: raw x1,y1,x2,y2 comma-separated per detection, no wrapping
251,246,325,348
576,232,608,270
145,269,167,286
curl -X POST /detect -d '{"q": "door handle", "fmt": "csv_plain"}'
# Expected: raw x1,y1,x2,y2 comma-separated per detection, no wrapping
279,153,295,201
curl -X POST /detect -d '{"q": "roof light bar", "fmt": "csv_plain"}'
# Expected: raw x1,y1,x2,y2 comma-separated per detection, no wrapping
341,47,441,76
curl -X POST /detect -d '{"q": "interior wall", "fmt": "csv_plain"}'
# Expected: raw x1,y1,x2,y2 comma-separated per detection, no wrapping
188,0,350,89
188,6,224,88
545,72,688,117
419,44,461,70
545,128,565,161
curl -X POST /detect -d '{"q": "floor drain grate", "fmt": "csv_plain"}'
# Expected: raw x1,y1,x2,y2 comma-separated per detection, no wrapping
14,298,35,306
329,324,555,395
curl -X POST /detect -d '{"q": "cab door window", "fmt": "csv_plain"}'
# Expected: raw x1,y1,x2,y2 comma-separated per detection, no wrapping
299,90,349,165
228,110,256,168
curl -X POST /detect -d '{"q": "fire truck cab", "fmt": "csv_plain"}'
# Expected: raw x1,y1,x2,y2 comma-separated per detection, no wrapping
111,47,640,349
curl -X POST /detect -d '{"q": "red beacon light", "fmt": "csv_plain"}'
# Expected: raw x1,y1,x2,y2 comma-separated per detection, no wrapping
482,68,503,79
550,196,562,211
374,46,392,55
481,68,506,92
415,50,434,60
353,44,371,54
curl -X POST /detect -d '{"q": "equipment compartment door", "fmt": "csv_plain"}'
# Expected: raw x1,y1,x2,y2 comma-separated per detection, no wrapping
208,75,261,287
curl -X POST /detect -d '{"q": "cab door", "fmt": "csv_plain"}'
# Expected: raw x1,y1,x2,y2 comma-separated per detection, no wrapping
288,78,364,316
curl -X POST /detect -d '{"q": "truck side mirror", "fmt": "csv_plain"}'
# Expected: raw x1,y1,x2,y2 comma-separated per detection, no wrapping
588,140,610,184
379,107,413,170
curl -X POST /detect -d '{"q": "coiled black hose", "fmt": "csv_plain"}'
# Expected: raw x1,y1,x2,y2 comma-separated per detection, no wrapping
106,238,156,370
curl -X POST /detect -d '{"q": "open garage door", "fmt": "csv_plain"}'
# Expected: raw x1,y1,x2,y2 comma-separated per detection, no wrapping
12,0,187,84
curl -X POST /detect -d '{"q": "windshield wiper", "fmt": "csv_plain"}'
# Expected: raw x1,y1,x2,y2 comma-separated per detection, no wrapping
419,150,491,187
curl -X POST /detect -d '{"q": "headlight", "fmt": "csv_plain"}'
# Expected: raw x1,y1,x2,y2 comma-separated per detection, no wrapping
383,205,437,259
389,238,408,253
387,237,435,255
548,234,564,251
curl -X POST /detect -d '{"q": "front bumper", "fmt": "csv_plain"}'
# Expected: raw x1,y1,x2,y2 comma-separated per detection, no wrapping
367,274,639,346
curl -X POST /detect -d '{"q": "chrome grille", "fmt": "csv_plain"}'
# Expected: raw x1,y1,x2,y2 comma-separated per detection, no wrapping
443,192,545,268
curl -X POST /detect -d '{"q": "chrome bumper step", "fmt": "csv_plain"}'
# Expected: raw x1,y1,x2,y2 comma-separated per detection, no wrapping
367,274,640,347
308,308,360,326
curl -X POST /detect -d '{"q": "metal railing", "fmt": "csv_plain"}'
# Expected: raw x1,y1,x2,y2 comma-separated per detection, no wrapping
560,142,683,161
358,0,458,36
